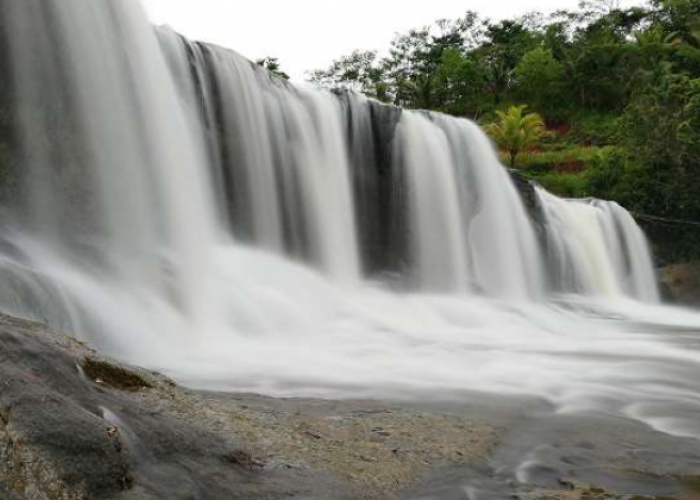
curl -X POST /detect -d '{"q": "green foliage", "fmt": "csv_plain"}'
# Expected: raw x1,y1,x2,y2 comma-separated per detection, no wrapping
255,57,290,80
306,0,700,260
432,48,487,117
475,19,542,106
528,172,589,198
567,113,621,145
519,145,614,197
307,0,700,121
307,50,388,101
485,105,549,167
515,145,606,169
514,48,566,117
621,72,700,219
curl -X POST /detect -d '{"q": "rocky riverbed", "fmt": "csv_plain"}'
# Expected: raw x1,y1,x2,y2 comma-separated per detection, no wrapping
1,313,699,500
0,313,499,499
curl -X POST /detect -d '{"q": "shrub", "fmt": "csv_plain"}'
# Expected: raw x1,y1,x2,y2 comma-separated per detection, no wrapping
568,113,621,146
485,105,550,167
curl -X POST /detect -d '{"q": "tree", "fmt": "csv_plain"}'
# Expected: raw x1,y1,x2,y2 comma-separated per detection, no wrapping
579,0,623,16
384,27,441,107
475,19,541,106
383,14,483,108
485,105,550,167
613,70,700,260
514,47,566,117
651,0,700,48
256,57,290,80
432,48,487,117
307,50,389,101
621,72,700,217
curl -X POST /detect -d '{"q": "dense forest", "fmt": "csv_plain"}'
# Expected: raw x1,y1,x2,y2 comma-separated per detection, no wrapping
302,0,700,262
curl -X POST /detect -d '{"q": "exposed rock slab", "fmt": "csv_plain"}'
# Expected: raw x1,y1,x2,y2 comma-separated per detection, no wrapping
201,394,498,497
0,314,497,499
3,312,696,500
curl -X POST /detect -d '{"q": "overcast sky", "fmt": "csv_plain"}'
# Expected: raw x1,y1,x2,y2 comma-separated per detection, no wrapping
143,0,638,81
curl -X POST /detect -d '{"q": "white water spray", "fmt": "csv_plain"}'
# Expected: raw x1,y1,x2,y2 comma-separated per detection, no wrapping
537,188,660,302
0,0,698,448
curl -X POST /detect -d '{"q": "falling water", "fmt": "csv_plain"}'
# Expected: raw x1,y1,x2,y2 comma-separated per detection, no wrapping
436,116,545,299
537,187,660,302
0,0,221,345
157,29,362,283
395,112,471,292
0,0,699,457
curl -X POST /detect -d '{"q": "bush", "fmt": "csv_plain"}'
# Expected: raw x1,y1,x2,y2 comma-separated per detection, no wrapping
568,113,621,146
514,48,568,119
526,171,589,198
485,105,550,167
516,146,605,170
584,147,636,202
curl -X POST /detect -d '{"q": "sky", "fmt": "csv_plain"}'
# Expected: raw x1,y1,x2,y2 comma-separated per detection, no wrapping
142,0,637,81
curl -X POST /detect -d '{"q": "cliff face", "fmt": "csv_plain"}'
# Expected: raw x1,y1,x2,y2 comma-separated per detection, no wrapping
660,264,700,307
508,170,545,225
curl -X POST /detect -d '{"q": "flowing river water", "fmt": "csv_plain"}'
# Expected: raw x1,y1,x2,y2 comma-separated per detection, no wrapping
0,1,698,497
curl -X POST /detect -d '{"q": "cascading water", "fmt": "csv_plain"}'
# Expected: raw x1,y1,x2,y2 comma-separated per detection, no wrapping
434,116,545,299
158,28,362,284
536,187,660,302
0,0,700,455
392,112,545,297
394,112,471,292
0,0,223,356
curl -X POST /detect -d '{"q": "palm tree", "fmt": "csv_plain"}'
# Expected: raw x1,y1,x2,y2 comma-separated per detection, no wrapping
485,105,549,168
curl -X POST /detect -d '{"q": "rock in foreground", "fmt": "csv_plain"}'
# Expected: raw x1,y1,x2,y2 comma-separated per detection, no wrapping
0,314,497,499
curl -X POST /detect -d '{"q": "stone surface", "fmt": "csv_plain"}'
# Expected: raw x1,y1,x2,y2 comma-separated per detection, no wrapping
660,264,700,307
1,313,697,500
0,314,355,499
0,314,497,500
202,394,498,498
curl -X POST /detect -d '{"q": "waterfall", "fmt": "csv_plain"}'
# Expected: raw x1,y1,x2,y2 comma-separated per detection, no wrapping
536,187,660,302
0,0,676,403
394,113,471,292
158,28,363,284
0,0,222,347
435,116,545,299
392,113,545,298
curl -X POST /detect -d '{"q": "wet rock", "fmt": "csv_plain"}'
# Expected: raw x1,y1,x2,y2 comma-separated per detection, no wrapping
224,449,263,470
0,314,357,499
660,264,700,307
509,169,543,223
0,312,503,499
82,358,154,392
207,396,499,499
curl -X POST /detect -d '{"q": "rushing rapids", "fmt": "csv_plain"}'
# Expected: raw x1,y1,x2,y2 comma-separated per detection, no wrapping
0,0,699,449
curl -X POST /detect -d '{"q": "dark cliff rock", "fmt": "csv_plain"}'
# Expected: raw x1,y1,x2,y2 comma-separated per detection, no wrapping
340,93,408,277
508,169,544,225
660,264,700,307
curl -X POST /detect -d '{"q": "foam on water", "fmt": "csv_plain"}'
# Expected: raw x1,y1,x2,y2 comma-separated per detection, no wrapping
0,0,698,447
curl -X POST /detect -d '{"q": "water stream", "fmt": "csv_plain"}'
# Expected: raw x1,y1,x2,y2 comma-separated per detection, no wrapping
0,1,698,495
